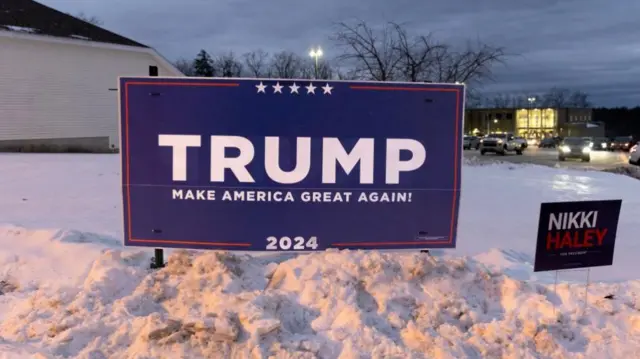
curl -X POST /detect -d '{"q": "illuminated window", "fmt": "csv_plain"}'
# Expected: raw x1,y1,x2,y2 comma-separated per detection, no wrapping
542,109,557,128
515,108,557,138
516,109,529,129
530,109,541,128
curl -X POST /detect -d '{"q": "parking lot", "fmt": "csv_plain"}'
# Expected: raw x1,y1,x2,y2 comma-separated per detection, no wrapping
463,146,633,170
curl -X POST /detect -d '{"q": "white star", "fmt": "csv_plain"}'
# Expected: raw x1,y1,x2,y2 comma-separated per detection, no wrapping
289,83,300,94
255,81,267,93
306,82,317,95
272,82,283,94
322,83,333,95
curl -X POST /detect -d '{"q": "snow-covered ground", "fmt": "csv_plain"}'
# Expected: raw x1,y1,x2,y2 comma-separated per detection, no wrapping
0,153,639,358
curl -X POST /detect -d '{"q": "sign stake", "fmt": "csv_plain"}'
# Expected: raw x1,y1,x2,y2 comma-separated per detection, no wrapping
148,65,165,270
583,268,591,314
151,248,164,269
553,270,559,316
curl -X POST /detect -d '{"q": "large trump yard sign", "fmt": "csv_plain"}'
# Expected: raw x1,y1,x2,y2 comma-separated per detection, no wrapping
118,77,464,251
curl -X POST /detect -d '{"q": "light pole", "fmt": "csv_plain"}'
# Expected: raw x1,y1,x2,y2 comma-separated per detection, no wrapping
527,96,536,138
309,47,323,79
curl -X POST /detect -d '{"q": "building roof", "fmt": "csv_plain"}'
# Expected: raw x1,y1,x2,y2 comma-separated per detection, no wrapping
0,0,148,48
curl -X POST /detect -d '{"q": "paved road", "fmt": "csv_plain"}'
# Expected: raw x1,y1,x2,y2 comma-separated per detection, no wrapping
463,146,632,170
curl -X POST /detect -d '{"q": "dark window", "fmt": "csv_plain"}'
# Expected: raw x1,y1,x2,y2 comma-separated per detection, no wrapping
506,113,513,120
149,65,159,76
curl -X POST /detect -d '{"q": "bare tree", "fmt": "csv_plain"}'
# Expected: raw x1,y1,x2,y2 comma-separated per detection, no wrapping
490,94,513,108
300,59,334,80
74,12,103,26
568,90,591,108
432,40,506,84
332,20,403,81
464,88,484,108
214,52,243,77
481,88,592,109
173,58,195,76
332,20,507,85
540,87,591,108
243,50,270,78
541,87,570,107
269,51,303,78
391,23,445,82
334,66,361,80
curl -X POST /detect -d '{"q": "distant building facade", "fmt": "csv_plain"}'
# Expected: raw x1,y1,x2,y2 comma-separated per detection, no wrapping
464,107,604,139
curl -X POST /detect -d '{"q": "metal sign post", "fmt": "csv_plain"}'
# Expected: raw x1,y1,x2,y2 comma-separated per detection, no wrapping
583,268,591,314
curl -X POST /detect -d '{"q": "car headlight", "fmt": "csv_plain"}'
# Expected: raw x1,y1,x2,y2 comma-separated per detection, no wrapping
582,147,591,154
601,143,607,148
497,139,503,144
561,145,571,153
480,139,484,143
589,142,594,148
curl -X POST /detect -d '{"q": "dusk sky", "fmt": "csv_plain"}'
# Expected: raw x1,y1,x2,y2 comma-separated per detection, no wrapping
42,0,640,107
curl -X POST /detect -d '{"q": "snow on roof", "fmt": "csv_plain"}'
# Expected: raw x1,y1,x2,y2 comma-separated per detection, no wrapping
70,34,91,41
4,25,37,33
0,0,147,48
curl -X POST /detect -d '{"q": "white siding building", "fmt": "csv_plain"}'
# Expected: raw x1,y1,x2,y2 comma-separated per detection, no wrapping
0,0,183,151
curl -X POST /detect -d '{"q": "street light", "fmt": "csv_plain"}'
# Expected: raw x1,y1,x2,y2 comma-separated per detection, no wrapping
309,47,323,79
527,97,536,136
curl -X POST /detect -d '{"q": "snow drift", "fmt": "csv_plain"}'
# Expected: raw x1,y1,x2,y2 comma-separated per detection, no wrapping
1,247,639,358
2,154,640,358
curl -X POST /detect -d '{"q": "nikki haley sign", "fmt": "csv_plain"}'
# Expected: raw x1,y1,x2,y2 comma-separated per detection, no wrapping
534,199,622,272
118,77,464,251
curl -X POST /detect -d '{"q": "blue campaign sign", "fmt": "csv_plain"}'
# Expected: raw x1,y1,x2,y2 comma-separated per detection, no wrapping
118,77,464,251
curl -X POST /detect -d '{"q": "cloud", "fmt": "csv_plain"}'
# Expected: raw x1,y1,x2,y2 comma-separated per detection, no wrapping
40,0,640,107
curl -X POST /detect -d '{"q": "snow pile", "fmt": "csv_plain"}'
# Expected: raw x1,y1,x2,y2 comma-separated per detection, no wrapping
0,226,123,299
462,156,507,167
1,154,640,357
602,165,640,180
1,248,639,358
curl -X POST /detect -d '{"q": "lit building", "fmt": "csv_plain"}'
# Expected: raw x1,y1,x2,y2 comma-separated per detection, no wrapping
464,107,603,139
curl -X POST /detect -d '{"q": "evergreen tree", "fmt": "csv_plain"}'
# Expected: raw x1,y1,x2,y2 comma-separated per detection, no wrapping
193,50,214,77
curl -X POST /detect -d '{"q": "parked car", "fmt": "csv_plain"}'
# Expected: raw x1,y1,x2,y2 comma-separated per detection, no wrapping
558,137,592,162
538,138,557,148
479,133,524,156
610,135,636,152
526,138,539,146
513,136,528,149
629,143,640,165
463,135,481,150
591,137,611,151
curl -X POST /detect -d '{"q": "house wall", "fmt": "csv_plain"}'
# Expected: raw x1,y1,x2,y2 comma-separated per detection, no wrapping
0,34,180,151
